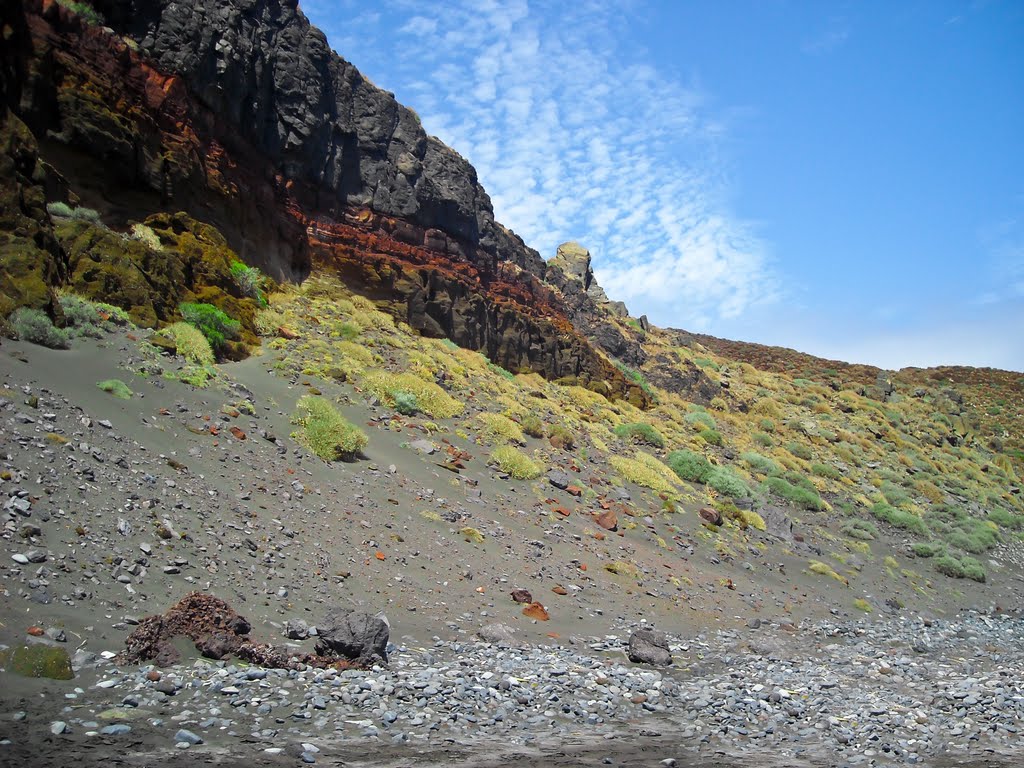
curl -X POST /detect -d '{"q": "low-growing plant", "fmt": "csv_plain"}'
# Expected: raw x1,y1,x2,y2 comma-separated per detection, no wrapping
613,422,665,448
291,395,367,461
521,413,545,438
362,371,463,419
476,413,526,445
811,462,843,480
808,560,848,584
610,453,679,494
763,474,826,510
753,431,773,447
684,411,717,430
870,502,928,536
7,308,69,349
741,451,780,475
840,519,878,541
179,302,240,353
698,428,723,446
491,445,542,479
785,441,814,460
230,260,266,305
156,322,215,366
707,466,749,498
58,294,102,337
97,379,132,399
392,391,419,416
911,542,943,558
666,449,712,484
853,598,872,612
934,553,986,582
55,0,103,25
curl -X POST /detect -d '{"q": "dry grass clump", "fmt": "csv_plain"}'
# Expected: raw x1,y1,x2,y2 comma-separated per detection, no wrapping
610,452,679,494
254,308,289,336
97,379,132,399
475,413,526,445
362,370,463,419
156,322,214,366
808,560,848,584
290,395,367,461
490,445,543,479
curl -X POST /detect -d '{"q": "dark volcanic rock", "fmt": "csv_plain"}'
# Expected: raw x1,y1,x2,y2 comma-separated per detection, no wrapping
627,629,672,666
314,608,390,666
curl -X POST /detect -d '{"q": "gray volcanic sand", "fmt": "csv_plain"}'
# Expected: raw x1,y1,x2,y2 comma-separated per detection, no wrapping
2,331,1023,767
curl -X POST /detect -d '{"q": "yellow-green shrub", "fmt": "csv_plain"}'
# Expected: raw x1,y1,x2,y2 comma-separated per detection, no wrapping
491,445,542,479
291,396,368,461
156,322,214,366
362,370,463,419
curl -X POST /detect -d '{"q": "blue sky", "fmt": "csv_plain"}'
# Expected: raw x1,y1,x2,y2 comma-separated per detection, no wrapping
301,0,1024,371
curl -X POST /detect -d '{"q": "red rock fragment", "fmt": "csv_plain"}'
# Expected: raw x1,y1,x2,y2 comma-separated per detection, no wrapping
551,585,568,596
566,485,583,497
146,669,162,682
510,588,533,604
594,510,618,531
553,506,571,517
27,626,44,637
229,426,246,440
699,507,722,526
522,602,550,621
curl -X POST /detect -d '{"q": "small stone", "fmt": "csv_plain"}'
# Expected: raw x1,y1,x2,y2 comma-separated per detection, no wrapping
50,721,67,735
174,729,203,745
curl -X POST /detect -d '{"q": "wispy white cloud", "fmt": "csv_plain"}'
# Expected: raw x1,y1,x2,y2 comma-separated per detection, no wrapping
800,18,851,55
302,0,777,331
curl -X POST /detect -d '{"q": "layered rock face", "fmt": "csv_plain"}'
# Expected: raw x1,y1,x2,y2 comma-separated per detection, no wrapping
0,0,649,404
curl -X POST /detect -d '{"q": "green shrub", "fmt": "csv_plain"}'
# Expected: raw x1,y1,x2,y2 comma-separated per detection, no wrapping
741,451,780,475
229,260,266,305
684,411,717,430
58,293,100,330
614,361,655,399
698,428,723,446
521,414,544,438
759,417,776,432
869,502,928,536
7,308,69,349
291,395,367,461
491,445,542,479
763,476,825,510
46,201,73,218
840,519,878,541
693,357,720,371
93,302,131,325
392,391,419,416
179,302,240,353
97,379,132,399
934,553,986,583
487,361,516,381
613,422,665,448
753,431,773,447
880,480,912,508
785,441,813,460
811,463,843,480
707,466,749,498
156,322,215,366
55,0,103,25
666,449,712,484
927,505,1000,554
911,542,943,558
988,508,1024,530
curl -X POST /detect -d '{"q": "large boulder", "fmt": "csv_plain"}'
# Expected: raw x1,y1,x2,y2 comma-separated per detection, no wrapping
627,629,671,666
314,609,390,665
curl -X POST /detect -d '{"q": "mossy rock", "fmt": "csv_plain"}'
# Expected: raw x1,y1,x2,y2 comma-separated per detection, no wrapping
1,644,74,680
0,112,66,317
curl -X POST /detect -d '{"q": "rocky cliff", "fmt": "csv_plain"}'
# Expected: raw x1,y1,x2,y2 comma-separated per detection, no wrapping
0,0,651,405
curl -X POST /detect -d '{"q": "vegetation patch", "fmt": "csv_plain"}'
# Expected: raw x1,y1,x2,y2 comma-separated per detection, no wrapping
840,519,878,541
362,371,463,419
475,413,526,446
741,451,780,475
763,474,826,510
179,302,240,355
706,466,750,498
613,422,665,448
6,308,69,349
155,322,215,366
666,449,712,484
97,379,132,399
290,396,368,461
933,553,986,583
0,644,73,679
490,445,542,479
870,502,929,536
610,452,679,494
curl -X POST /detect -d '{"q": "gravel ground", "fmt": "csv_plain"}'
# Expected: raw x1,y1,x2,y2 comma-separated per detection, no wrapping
2,612,1022,767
